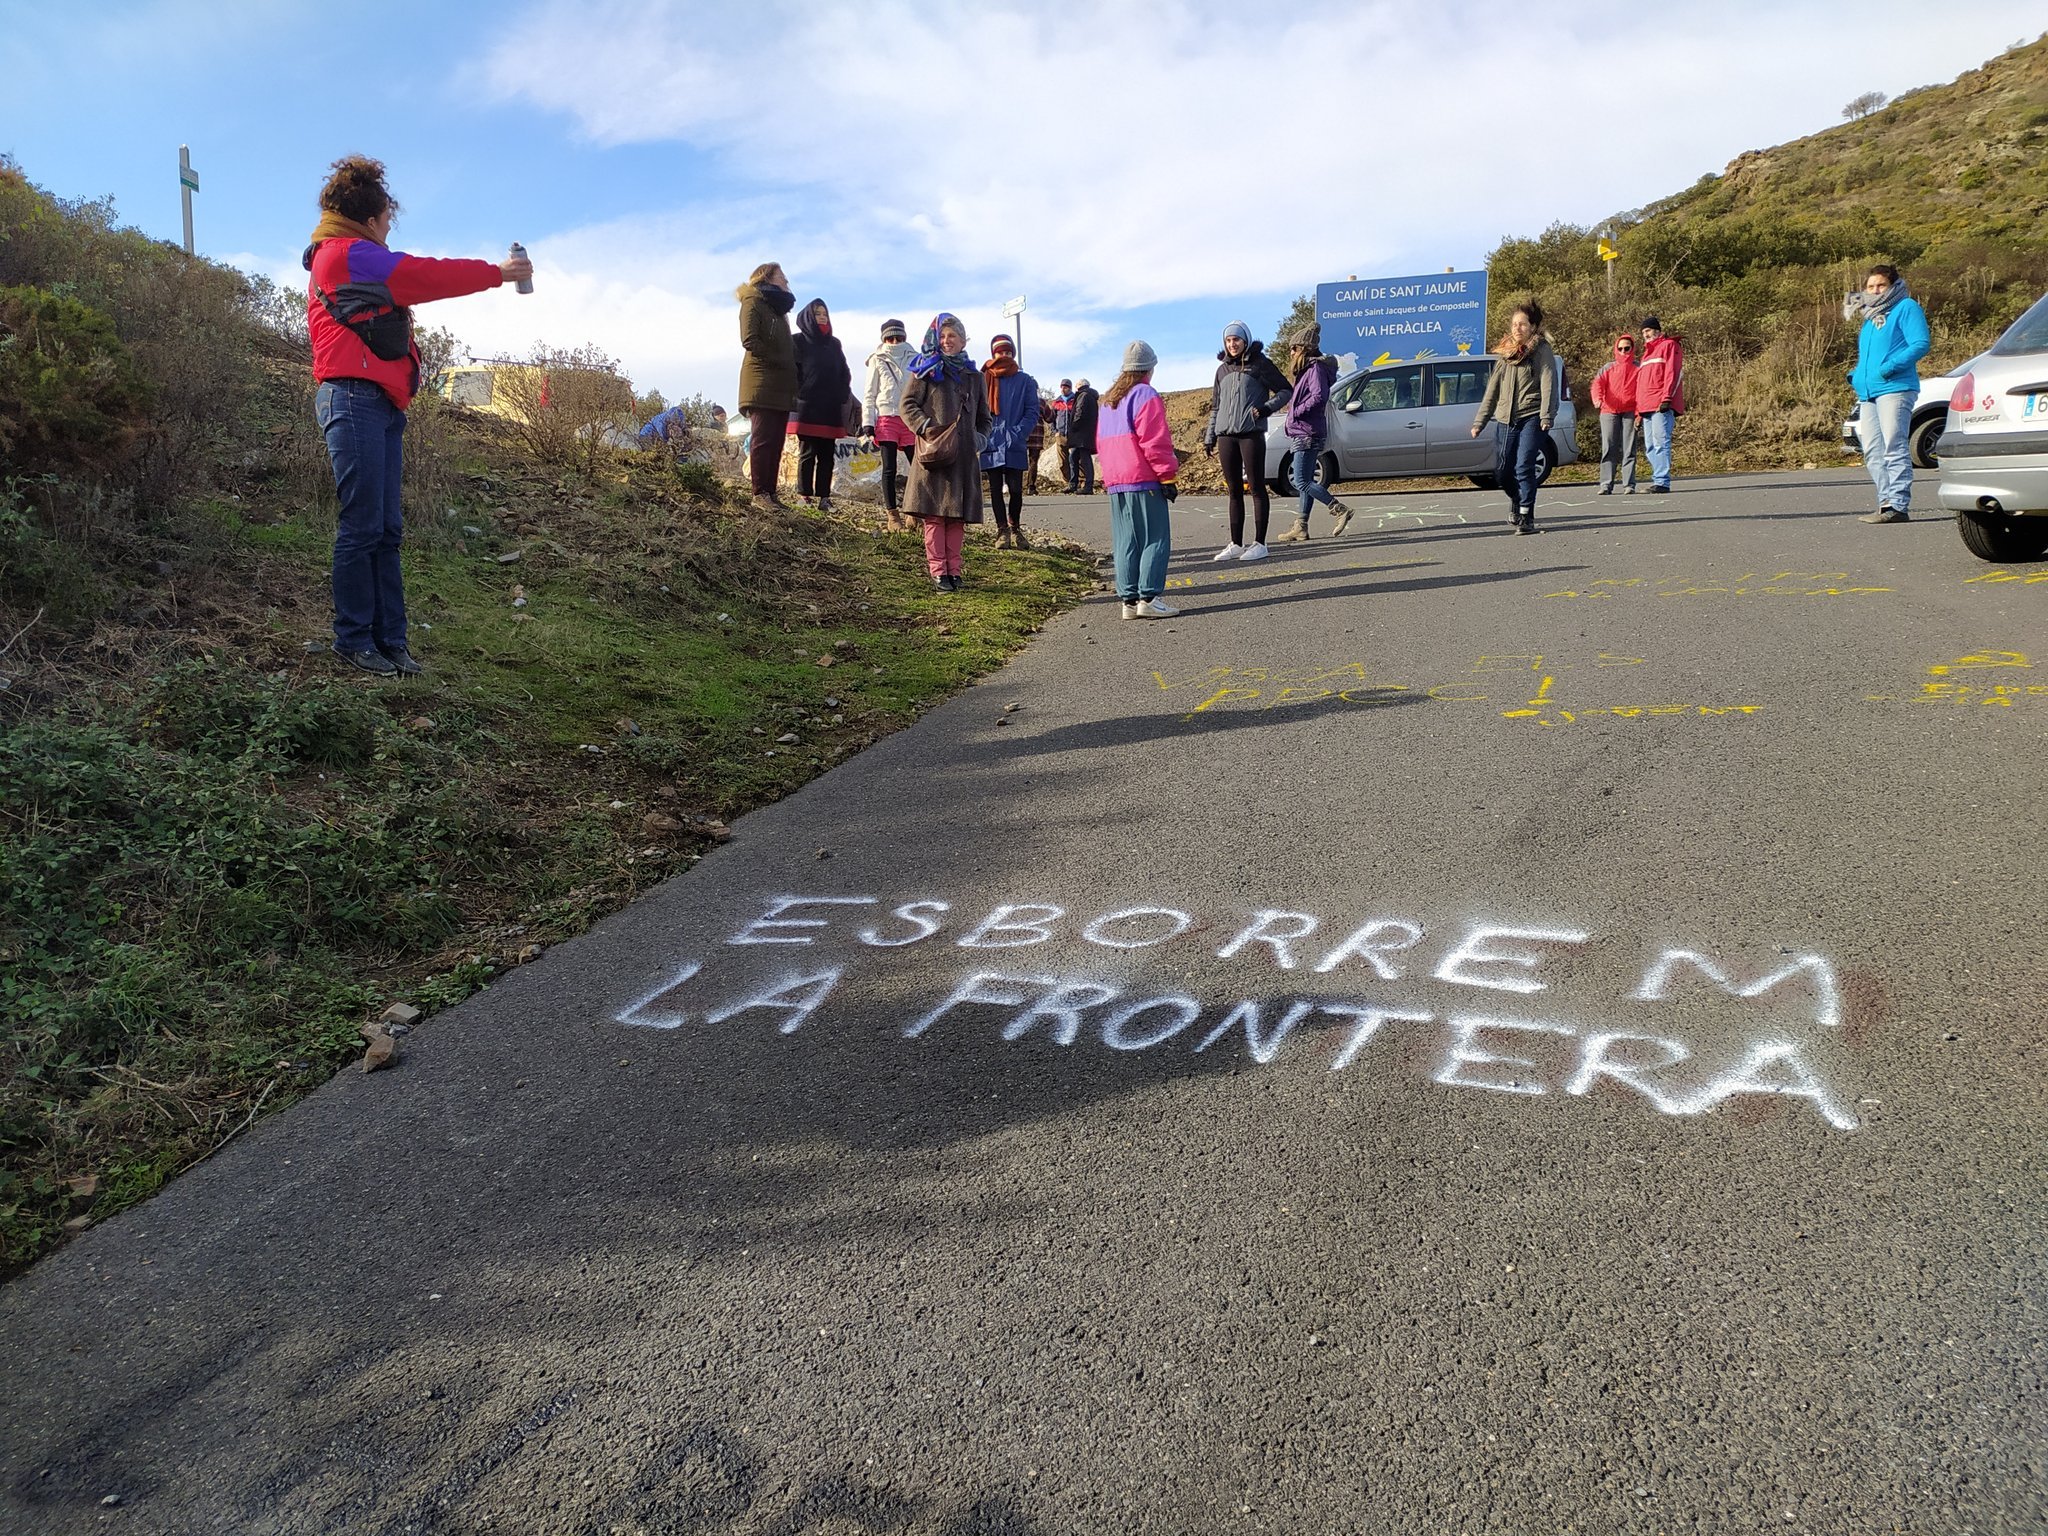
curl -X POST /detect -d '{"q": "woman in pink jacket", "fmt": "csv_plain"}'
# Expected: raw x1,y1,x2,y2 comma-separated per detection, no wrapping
1096,340,1181,619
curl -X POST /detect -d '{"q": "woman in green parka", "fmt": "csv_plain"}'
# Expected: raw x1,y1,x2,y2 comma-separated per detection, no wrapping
736,261,798,510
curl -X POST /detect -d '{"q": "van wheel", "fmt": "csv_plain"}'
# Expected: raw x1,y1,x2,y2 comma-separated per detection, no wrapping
1957,510,2048,563
1274,454,1297,498
1909,412,1944,469
1320,453,1341,493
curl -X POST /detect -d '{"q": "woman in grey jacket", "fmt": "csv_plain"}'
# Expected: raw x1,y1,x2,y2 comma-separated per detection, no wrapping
1469,300,1557,534
1203,321,1292,557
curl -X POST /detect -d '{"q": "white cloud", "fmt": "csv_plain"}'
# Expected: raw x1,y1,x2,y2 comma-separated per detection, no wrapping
477,0,2034,317
246,3,2039,408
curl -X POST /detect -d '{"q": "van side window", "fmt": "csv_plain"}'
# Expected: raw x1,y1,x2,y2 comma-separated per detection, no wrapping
450,372,494,409
1349,364,1424,412
1429,361,1493,408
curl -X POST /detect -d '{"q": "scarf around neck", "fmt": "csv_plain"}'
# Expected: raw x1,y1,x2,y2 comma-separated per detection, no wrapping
908,312,978,382
1857,277,1909,326
983,350,1019,412
308,211,381,248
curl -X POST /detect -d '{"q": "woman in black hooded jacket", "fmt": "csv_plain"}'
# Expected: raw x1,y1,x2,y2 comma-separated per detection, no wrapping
790,298,852,510
1202,321,1291,558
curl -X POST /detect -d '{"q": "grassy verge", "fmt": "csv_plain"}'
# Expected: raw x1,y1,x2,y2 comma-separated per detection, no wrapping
0,431,1091,1274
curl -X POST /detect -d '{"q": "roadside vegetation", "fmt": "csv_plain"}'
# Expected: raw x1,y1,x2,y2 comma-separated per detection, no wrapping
1249,32,2048,485
0,159,1091,1274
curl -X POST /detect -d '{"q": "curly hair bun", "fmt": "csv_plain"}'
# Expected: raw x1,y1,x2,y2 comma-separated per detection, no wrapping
319,155,396,223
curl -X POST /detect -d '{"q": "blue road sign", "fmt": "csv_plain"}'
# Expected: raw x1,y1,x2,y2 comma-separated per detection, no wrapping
1315,271,1488,367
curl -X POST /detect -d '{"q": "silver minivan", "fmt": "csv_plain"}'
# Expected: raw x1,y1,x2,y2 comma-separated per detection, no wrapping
1265,354,1579,494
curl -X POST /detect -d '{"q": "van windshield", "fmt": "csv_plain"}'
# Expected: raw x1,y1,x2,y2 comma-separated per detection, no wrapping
1990,291,2048,356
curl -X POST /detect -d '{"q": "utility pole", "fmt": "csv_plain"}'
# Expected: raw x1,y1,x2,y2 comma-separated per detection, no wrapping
178,145,199,256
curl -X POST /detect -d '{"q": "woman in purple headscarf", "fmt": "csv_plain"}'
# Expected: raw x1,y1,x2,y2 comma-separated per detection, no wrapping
899,313,991,592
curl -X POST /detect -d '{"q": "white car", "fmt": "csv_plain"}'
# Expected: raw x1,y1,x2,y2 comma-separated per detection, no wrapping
1935,290,2048,562
1840,354,1982,467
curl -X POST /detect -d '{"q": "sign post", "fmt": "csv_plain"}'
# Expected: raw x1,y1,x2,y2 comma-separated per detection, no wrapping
177,145,199,256
1312,270,1487,372
1598,236,1618,295
1002,294,1027,361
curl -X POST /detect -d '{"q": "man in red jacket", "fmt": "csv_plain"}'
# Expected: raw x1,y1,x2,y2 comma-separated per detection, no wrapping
1634,316,1685,495
305,154,529,674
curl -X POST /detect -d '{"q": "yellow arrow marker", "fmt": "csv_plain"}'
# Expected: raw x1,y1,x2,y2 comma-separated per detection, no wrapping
1372,351,1397,367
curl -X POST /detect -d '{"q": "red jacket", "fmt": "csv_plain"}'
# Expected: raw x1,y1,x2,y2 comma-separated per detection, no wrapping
305,237,503,409
1589,339,1640,414
1634,333,1685,415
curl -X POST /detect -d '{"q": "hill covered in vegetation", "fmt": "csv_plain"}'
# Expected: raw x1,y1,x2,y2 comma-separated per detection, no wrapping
0,159,1090,1274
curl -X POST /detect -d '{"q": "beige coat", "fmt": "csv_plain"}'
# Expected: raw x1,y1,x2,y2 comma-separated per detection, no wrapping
1472,338,1557,430
900,369,991,523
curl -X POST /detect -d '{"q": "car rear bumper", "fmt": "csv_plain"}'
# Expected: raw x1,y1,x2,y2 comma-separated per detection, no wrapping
1936,439,2048,514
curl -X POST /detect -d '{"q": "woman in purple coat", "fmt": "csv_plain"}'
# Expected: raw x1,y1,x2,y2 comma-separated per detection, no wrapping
1272,326,1354,550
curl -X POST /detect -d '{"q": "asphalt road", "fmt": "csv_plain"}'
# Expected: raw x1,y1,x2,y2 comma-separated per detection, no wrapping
4,468,2045,1535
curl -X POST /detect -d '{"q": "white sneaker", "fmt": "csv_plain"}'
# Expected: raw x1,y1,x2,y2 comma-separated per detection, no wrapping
1134,598,1179,618
1238,542,1268,562
1212,542,1244,562
1120,600,1139,619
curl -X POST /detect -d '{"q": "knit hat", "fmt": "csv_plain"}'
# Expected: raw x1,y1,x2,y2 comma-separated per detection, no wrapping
880,318,906,340
1077,378,1090,388
1640,315,1662,330
1222,321,1251,344
1121,339,1158,372
1060,378,1072,388
991,333,1015,354
1288,321,1322,351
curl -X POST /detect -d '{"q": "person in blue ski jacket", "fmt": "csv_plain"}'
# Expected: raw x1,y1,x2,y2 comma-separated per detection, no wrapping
1846,263,1931,524
979,333,1041,548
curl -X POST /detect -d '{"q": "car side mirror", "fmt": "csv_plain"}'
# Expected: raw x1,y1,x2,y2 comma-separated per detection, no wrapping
1343,400,1363,413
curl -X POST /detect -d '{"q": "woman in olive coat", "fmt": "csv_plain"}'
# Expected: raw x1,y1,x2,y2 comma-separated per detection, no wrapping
735,261,797,510
900,313,991,592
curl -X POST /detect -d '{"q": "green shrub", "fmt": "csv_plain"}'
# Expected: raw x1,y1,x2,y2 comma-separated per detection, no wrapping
1957,166,1989,191
142,657,382,770
0,285,151,473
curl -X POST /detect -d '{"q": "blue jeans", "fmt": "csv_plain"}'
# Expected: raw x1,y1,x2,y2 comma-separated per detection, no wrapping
1857,391,1913,513
1641,406,1675,488
1109,489,1172,601
1495,417,1545,514
316,378,408,654
1293,440,1337,518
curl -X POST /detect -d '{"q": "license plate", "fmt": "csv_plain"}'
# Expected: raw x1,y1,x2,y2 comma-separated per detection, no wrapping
2023,393,2047,421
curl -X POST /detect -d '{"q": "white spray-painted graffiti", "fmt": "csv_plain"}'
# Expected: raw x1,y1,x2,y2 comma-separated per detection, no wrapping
615,896,1861,1132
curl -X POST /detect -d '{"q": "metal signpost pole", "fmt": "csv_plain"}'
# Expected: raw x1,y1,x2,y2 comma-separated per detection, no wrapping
1003,295,1027,362
178,145,199,256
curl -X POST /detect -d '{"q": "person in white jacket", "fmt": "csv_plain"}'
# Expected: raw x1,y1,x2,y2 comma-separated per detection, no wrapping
863,318,918,530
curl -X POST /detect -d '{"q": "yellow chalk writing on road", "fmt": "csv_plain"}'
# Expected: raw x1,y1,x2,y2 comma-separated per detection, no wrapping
1542,571,1893,600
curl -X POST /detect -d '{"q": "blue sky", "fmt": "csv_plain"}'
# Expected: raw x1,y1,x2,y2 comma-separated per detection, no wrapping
5,1,2037,405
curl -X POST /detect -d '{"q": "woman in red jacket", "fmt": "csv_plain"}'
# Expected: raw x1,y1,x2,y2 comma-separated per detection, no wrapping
1588,335,1641,495
304,155,529,675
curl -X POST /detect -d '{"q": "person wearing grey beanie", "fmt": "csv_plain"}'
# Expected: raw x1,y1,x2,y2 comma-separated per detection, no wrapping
1204,320,1291,557
1097,345,1181,618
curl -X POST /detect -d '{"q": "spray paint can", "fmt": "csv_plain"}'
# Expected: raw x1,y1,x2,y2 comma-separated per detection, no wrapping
508,242,533,295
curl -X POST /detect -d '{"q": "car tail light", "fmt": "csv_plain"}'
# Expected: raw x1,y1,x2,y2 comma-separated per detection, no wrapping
1952,372,1976,413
